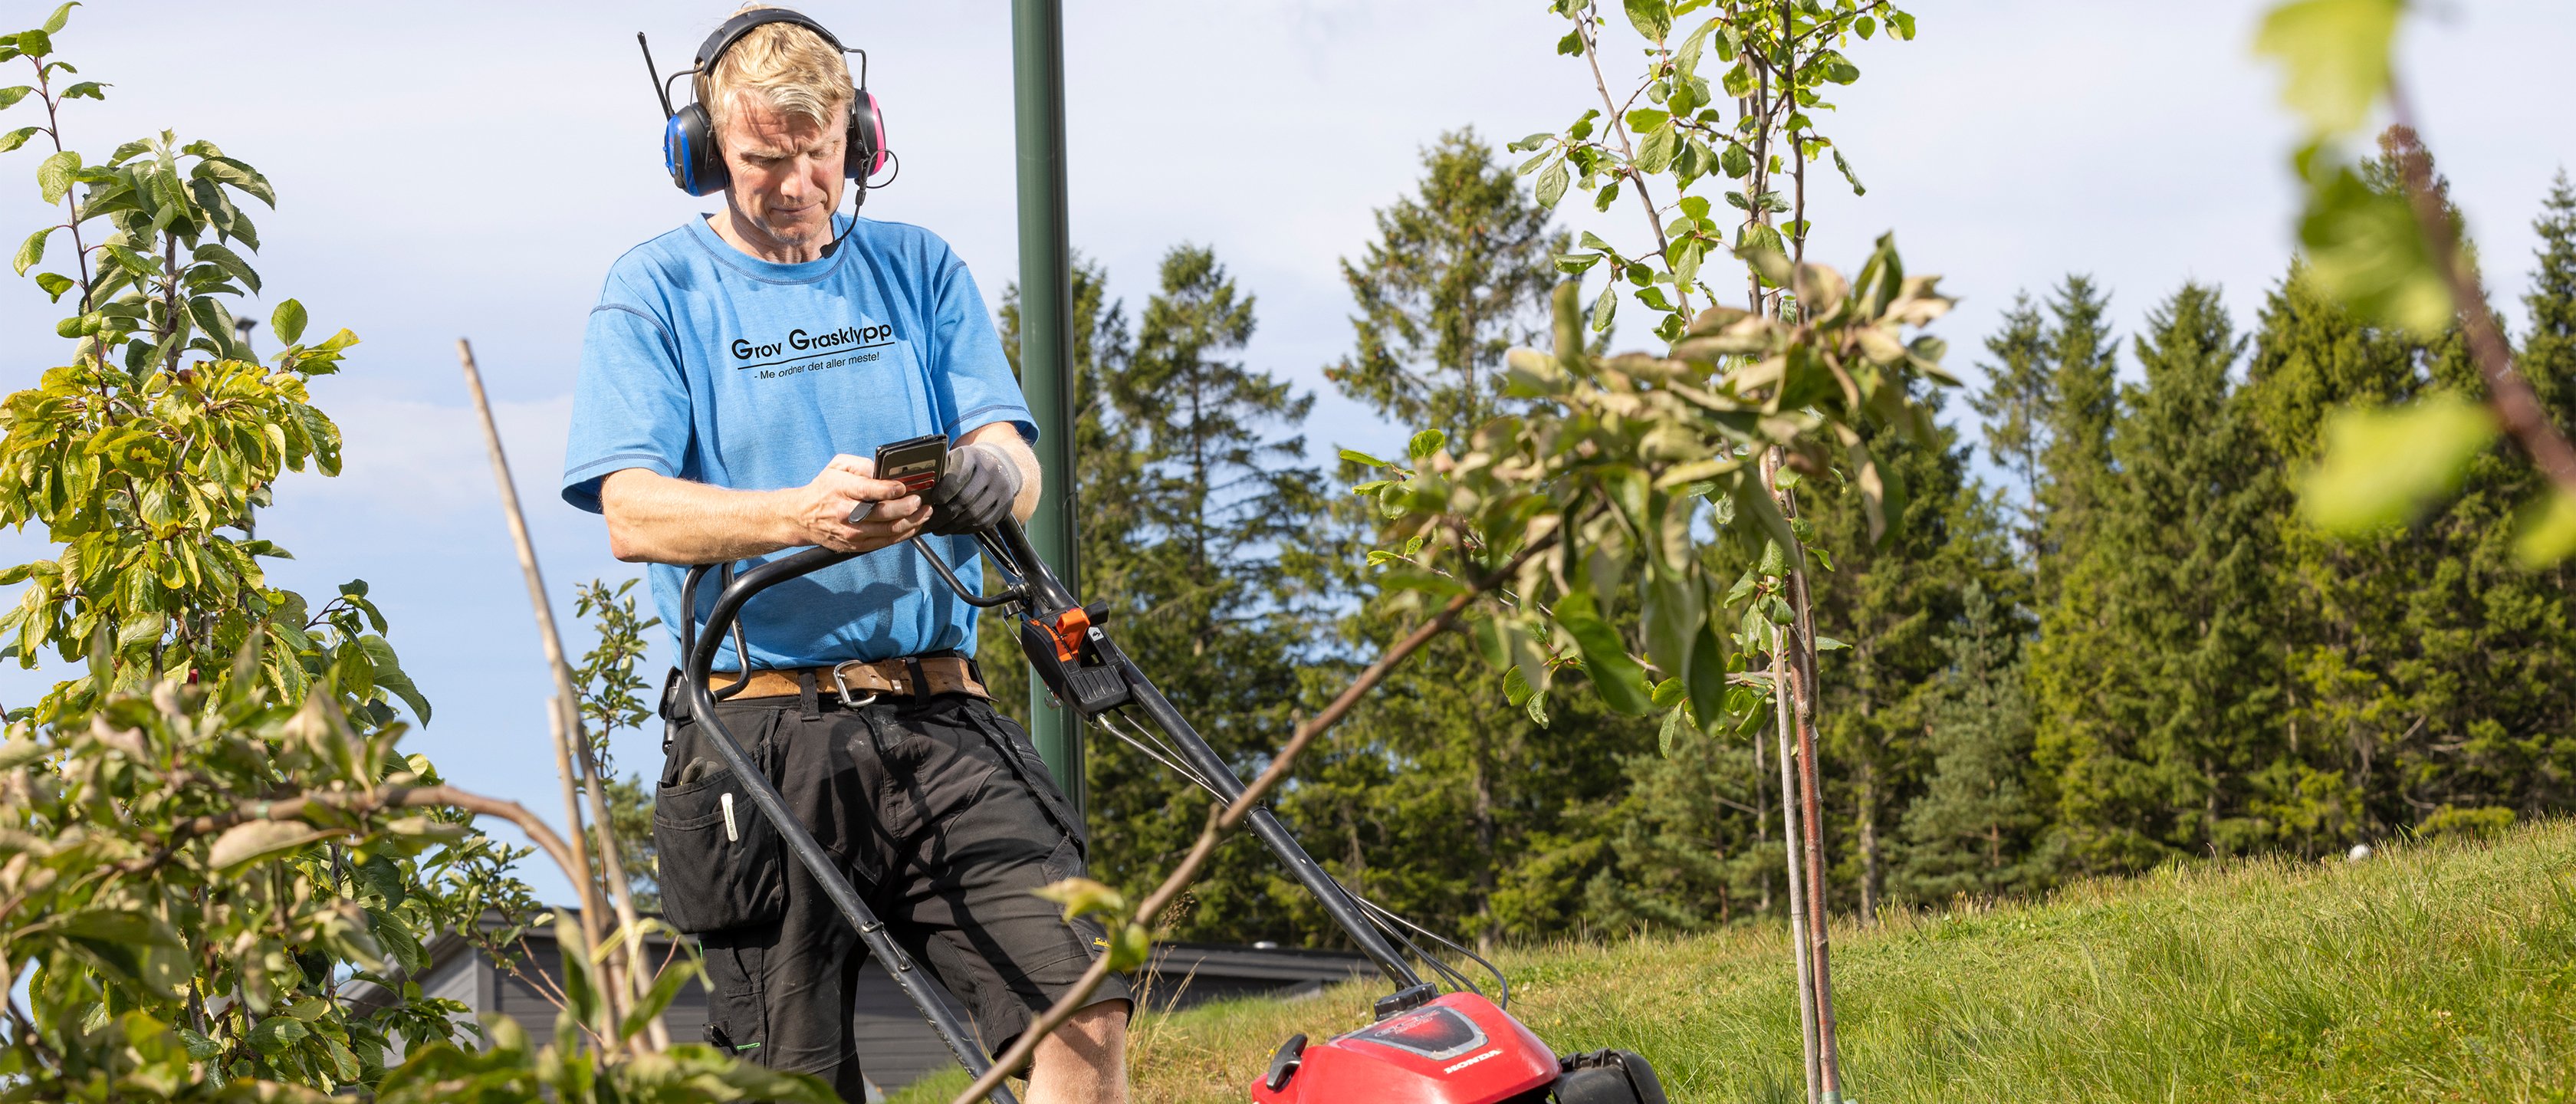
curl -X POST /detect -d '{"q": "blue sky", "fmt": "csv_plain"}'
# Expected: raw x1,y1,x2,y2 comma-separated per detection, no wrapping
0,1,2567,905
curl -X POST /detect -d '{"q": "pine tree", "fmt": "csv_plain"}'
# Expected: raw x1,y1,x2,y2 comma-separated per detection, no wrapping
1894,582,2046,902
1327,128,1564,442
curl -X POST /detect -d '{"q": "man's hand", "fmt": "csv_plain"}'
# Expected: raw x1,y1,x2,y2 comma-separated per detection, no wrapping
925,442,1024,536
789,454,931,553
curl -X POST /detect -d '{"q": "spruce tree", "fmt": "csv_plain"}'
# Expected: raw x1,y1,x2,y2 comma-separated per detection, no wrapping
2526,171,2576,438
1805,394,2021,917
1969,294,2052,557
1295,129,1638,950
1894,582,2046,902
2035,284,2287,869
2034,275,2120,602
1094,245,1326,940
1327,128,1563,441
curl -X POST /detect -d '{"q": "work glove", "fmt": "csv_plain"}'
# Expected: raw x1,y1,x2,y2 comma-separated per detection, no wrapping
925,442,1024,536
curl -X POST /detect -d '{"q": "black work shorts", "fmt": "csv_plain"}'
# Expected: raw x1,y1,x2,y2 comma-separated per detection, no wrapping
653,677,1130,1100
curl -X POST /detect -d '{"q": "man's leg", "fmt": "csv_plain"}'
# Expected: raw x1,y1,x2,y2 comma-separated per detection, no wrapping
858,693,1132,1103
1025,1001,1129,1104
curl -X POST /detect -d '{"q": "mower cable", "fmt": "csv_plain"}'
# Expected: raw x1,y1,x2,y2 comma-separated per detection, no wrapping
1351,891,1513,1011
1095,707,1506,1006
1098,709,1222,797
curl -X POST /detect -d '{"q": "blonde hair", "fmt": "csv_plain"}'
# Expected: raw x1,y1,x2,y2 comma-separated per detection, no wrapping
699,5,852,135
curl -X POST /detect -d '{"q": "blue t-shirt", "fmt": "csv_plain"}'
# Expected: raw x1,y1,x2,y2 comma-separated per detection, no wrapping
560,214,1035,671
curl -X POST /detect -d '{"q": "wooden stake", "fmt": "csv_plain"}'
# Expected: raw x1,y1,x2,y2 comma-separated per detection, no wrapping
1762,449,1823,1104
458,338,664,1051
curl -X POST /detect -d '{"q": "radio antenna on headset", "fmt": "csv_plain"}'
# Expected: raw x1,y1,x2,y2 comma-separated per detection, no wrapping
636,32,675,119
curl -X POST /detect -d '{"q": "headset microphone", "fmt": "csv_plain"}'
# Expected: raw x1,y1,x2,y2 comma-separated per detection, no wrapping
635,8,892,202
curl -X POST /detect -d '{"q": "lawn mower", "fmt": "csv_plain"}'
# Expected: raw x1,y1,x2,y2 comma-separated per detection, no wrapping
677,483,1668,1103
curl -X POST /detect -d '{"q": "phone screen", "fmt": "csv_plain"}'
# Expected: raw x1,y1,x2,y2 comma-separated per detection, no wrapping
875,433,948,495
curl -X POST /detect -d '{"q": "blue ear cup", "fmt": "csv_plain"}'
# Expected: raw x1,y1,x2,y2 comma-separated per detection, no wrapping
665,104,724,197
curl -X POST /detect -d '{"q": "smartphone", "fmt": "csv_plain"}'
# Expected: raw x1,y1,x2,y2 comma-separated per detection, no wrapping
846,433,948,524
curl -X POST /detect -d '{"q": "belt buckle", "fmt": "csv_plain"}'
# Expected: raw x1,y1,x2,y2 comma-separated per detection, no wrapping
830,661,881,708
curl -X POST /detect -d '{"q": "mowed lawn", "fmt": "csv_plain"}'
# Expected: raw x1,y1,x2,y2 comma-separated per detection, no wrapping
897,820,2576,1102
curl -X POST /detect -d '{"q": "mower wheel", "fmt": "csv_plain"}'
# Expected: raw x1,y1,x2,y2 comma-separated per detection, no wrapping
1552,1049,1667,1104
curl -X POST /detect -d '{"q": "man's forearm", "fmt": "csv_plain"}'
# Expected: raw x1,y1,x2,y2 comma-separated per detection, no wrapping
601,470,800,564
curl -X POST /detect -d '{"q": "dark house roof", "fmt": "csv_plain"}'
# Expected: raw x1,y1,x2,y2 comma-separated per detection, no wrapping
349,914,1374,1094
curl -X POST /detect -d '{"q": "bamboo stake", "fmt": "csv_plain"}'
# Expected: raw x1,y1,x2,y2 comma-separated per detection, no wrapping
1787,567,1845,1101
1774,658,1822,1104
1762,450,1823,1104
457,338,663,1051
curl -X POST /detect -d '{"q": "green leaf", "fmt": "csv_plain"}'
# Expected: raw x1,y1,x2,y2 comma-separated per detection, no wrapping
1658,707,1685,757
2515,489,2576,567
1625,107,1670,133
1684,622,1731,735
1623,0,1674,41
2255,0,2401,137
1031,876,1127,920
0,126,36,153
14,29,50,58
191,240,260,294
1636,122,1679,174
12,225,47,276
1890,11,1916,39
271,297,307,345
2297,393,2497,534
31,271,67,301
209,819,333,870
0,86,28,110
1338,447,1395,469
1407,429,1446,459
1591,281,1618,334
1554,592,1652,715
36,149,77,205
1536,159,1569,209
623,958,701,1042
1831,148,1866,196
58,80,101,100
248,1015,309,1055
43,2,78,34
2298,161,2451,335
1814,636,1850,651
357,634,430,723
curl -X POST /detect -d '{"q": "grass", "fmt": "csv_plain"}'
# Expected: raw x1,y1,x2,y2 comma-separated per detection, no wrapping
894,820,2576,1102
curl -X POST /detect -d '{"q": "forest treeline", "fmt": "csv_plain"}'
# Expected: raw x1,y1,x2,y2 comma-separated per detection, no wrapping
981,131,2576,948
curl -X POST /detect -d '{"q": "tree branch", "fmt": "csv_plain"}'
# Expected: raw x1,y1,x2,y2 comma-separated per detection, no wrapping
2384,93,2576,500
948,540,1547,1104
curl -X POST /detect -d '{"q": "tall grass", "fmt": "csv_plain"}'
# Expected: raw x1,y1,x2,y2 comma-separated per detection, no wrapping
896,820,2576,1102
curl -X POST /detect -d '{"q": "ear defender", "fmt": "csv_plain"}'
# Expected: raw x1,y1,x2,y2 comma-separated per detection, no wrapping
642,9,890,199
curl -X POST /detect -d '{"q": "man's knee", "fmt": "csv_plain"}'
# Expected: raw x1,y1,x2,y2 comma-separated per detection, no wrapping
1037,999,1130,1060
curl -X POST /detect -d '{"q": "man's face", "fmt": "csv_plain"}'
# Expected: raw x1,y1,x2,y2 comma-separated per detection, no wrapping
716,92,845,251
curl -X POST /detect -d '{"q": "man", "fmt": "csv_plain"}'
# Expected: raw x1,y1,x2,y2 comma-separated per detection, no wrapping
560,8,1129,1102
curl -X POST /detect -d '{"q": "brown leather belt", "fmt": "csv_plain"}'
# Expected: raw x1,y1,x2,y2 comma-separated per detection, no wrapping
711,655,987,705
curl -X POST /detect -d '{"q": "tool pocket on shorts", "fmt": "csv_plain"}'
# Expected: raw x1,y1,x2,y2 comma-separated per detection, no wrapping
653,760,788,935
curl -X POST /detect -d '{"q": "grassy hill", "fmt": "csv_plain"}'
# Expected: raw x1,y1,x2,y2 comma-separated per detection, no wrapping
897,820,2576,1102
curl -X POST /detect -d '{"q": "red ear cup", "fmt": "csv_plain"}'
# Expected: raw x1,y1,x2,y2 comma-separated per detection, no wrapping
848,88,889,179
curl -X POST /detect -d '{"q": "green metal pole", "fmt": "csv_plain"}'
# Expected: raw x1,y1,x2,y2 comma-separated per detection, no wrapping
1011,0,1083,817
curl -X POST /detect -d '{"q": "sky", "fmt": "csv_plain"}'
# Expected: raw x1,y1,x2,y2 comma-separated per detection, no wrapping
0,1,2567,905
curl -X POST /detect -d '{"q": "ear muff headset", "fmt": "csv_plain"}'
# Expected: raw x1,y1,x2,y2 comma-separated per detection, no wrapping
636,9,892,199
